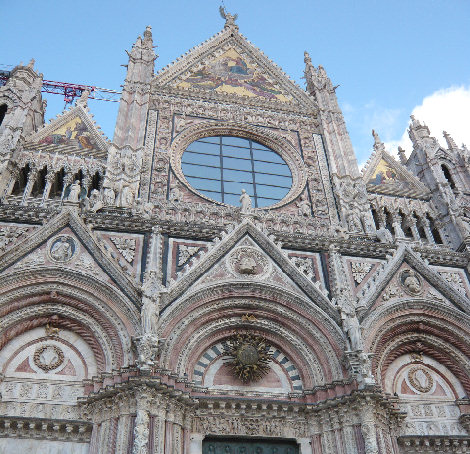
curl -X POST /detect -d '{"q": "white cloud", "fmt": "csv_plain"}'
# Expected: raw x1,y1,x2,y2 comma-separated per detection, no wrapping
384,85,470,157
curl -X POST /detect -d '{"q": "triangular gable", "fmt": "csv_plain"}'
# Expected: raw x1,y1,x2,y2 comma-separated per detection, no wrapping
0,209,139,303
161,219,338,321
362,149,430,198
154,26,316,111
357,245,470,318
24,102,109,158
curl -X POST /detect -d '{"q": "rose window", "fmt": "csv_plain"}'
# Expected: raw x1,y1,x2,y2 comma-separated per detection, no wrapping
181,136,293,207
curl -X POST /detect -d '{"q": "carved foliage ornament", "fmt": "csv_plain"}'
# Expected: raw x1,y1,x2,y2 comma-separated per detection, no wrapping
110,236,136,263
351,262,372,284
224,333,273,383
33,345,64,372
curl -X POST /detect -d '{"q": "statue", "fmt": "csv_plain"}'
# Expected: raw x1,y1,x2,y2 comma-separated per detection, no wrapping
116,183,135,208
103,187,116,206
87,189,103,212
239,189,252,214
141,290,159,337
296,194,311,217
340,307,363,351
133,198,154,219
169,182,182,202
346,211,362,232
376,226,393,243
65,180,81,203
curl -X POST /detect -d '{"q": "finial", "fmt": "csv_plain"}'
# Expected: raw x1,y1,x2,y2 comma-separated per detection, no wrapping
410,115,421,128
27,58,35,69
304,51,312,64
372,129,385,152
219,6,238,29
76,89,90,107
144,25,152,41
443,131,458,150
398,146,407,165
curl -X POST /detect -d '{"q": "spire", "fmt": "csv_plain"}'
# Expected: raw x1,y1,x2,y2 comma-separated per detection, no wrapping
372,129,385,153
219,6,238,30
408,115,431,147
398,146,407,165
443,130,458,150
124,26,157,84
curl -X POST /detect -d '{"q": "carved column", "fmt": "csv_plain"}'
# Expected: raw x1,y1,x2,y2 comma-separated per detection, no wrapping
405,215,420,241
152,403,167,454
20,166,38,205
419,217,435,244
132,387,152,454
0,165,19,202
360,405,379,454
40,169,56,205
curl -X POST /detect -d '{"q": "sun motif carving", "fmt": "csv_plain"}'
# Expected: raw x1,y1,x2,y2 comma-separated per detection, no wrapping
224,333,273,383
33,345,64,372
408,366,433,393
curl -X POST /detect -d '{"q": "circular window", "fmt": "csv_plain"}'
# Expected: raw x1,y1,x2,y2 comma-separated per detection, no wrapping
181,136,293,208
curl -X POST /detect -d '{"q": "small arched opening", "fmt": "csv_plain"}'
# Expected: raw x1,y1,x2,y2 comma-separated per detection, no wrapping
441,164,456,190
10,164,30,196
0,104,7,127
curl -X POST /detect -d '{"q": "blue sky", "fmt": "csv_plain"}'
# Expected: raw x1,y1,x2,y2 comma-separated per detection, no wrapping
1,0,469,164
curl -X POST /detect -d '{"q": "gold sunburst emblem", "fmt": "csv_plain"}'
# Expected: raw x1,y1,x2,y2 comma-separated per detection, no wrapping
224,333,272,383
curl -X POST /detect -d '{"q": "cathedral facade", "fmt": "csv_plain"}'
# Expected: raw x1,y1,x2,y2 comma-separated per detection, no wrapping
0,12,469,454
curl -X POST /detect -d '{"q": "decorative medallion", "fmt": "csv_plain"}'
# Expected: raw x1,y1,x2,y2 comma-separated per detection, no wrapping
408,366,433,393
224,333,272,383
33,345,64,372
47,235,78,263
228,247,270,279
399,269,423,295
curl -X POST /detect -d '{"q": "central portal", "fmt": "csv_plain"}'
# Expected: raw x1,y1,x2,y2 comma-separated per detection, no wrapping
202,437,299,454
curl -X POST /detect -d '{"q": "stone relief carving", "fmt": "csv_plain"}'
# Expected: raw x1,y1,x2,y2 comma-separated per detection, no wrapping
408,366,433,393
228,246,270,278
400,269,423,295
33,345,65,372
439,271,467,296
47,235,78,263
291,256,314,277
111,236,136,263
0,225,29,251
382,283,403,301
351,262,372,284
178,244,201,266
